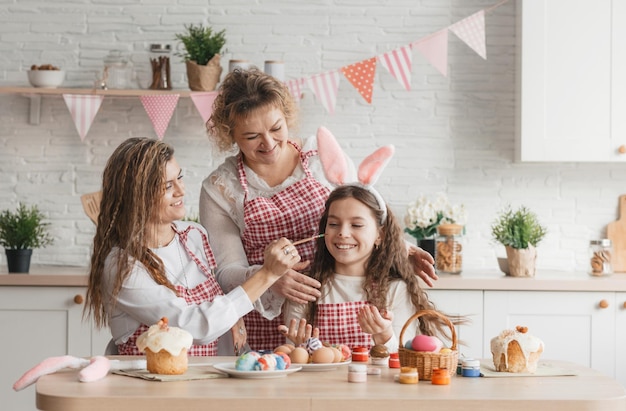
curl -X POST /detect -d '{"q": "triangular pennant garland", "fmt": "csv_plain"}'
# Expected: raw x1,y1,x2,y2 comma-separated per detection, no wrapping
190,91,218,124
285,78,306,103
140,95,180,140
341,57,377,103
62,94,104,141
378,46,413,91
449,10,486,59
412,29,449,77
306,71,340,115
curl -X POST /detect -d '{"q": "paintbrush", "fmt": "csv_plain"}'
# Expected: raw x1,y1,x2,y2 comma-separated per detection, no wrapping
292,234,324,246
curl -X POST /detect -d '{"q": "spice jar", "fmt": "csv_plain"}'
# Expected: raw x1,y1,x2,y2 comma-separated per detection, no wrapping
589,239,613,276
149,44,172,90
435,223,464,274
431,368,450,385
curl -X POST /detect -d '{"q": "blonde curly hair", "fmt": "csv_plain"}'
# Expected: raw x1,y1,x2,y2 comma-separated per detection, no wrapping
207,67,299,153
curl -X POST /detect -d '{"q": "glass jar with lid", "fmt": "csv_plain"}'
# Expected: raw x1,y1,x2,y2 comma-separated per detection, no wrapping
435,223,464,274
589,239,613,276
149,44,172,90
103,50,132,89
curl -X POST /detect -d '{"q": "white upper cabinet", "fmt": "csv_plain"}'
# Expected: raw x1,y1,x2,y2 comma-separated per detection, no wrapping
516,0,626,161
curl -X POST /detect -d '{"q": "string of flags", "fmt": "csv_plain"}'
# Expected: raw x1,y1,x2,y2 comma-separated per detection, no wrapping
61,2,504,141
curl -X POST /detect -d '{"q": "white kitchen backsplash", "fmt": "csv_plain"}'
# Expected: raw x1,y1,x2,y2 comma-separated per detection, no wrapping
1,0,625,272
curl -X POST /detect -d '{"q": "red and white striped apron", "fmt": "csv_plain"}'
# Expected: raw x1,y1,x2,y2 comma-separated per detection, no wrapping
239,141,330,350
315,301,372,349
118,225,224,356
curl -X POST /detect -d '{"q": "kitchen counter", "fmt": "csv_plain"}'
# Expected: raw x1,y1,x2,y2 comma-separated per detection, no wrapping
35,356,626,411
3,265,626,291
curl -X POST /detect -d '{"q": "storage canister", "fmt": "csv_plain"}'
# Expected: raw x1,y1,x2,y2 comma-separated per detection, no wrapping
103,50,132,89
149,44,172,90
435,223,464,274
589,239,612,277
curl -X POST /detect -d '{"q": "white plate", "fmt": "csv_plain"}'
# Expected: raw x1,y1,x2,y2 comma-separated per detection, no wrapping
298,359,352,372
213,362,302,379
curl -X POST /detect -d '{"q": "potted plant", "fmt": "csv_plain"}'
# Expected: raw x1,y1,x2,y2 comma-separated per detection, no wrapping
175,23,226,91
404,192,468,259
491,205,547,277
0,203,54,273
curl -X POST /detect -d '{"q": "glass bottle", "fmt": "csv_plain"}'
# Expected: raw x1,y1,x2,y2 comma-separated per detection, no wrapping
103,50,132,89
435,223,464,274
149,44,172,90
589,239,613,277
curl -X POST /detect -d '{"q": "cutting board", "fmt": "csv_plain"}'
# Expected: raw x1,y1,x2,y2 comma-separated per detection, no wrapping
607,195,626,272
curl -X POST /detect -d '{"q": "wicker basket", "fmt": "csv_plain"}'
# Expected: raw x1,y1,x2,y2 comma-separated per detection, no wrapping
398,309,458,381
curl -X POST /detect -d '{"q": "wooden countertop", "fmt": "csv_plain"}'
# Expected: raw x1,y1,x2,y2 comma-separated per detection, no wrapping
3,265,626,291
35,356,626,411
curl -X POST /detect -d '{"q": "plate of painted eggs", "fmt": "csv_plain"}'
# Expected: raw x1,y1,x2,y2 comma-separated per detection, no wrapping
274,339,352,372
218,351,301,379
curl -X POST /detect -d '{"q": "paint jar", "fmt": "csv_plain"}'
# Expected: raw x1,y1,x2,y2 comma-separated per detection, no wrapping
149,44,172,90
348,364,367,383
431,368,451,385
388,352,400,368
351,347,369,363
397,367,419,384
461,358,481,377
589,239,613,276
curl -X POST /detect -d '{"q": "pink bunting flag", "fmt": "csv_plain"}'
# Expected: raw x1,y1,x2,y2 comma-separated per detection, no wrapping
140,94,180,140
306,71,340,115
62,94,104,141
190,91,218,124
285,78,306,103
378,46,413,91
341,57,377,103
412,29,449,77
449,10,486,59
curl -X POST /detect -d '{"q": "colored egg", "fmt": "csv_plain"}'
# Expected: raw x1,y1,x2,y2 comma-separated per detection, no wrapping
412,335,440,352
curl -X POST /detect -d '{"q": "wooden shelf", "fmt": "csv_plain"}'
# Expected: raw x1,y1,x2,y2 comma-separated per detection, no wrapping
0,86,194,97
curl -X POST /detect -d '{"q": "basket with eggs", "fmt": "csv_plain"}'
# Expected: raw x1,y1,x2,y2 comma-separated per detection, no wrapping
398,309,458,380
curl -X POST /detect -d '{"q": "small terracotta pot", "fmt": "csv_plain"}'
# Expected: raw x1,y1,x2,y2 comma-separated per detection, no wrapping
505,245,537,277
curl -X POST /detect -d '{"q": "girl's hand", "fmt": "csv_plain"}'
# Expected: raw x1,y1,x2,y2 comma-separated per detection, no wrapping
270,262,321,304
357,305,393,345
277,318,320,346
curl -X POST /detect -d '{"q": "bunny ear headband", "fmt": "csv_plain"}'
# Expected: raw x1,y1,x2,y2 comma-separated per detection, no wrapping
316,126,395,223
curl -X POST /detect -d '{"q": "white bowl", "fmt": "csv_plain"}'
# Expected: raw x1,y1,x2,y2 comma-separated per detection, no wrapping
27,70,65,88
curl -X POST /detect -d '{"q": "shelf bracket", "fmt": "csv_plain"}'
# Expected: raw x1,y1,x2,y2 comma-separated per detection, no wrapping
28,94,41,125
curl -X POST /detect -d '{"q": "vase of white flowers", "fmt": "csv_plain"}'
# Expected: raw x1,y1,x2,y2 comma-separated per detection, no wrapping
404,193,468,259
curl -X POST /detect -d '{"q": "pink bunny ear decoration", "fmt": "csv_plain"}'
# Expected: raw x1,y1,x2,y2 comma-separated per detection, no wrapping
316,126,394,222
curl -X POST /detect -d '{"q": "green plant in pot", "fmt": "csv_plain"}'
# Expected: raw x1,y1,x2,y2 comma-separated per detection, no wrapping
491,205,547,277
0,203,54,273
175,23,226,91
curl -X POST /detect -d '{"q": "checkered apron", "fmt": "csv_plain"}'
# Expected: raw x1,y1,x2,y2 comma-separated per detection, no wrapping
117,225,223,356
239,142,330,350
315,301,372,349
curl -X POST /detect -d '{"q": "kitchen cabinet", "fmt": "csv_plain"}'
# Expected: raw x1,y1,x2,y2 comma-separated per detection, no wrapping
616,292,626,387
427,290,483,359
516,0,626,161
0,285,110,411
483,291,616,381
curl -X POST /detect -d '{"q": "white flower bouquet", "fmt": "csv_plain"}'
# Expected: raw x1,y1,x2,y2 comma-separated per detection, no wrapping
404,192,468,242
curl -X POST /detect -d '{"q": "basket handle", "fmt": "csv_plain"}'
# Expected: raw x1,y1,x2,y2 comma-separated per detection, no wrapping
398,309,457,351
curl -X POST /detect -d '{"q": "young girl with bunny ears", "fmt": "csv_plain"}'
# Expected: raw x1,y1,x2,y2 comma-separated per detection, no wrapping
280,129,454,352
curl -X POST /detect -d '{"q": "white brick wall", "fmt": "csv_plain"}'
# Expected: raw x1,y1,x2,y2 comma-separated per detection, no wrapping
0,0,622,273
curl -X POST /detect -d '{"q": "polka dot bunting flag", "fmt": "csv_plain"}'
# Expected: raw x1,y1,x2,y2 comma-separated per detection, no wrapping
140,94,180,140
340,57,377,104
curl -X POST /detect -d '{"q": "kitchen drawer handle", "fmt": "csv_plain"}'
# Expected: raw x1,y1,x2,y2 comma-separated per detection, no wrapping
74,294,84,305
599,299,609,309
623,301,626,309
619,145,626,154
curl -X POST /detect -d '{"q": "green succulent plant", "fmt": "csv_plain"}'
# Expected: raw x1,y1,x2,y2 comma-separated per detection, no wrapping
175,23,226,66
491,205,546,249
0,203,54,250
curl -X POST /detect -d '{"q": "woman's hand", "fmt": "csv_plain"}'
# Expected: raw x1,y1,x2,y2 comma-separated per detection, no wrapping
270,261,321,304
278,318,320,346
357,305,393,345
230,318,248,355
262,238,302,279
408,245,438,287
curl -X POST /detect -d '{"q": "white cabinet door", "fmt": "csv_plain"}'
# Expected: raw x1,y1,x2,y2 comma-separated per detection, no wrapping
427,290,483,359
517,0,617,161
0,286,95,411
615,292,626,388
484,291,615,379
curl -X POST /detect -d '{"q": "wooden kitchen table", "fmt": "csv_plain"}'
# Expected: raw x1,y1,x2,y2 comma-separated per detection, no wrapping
36,356,626,411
